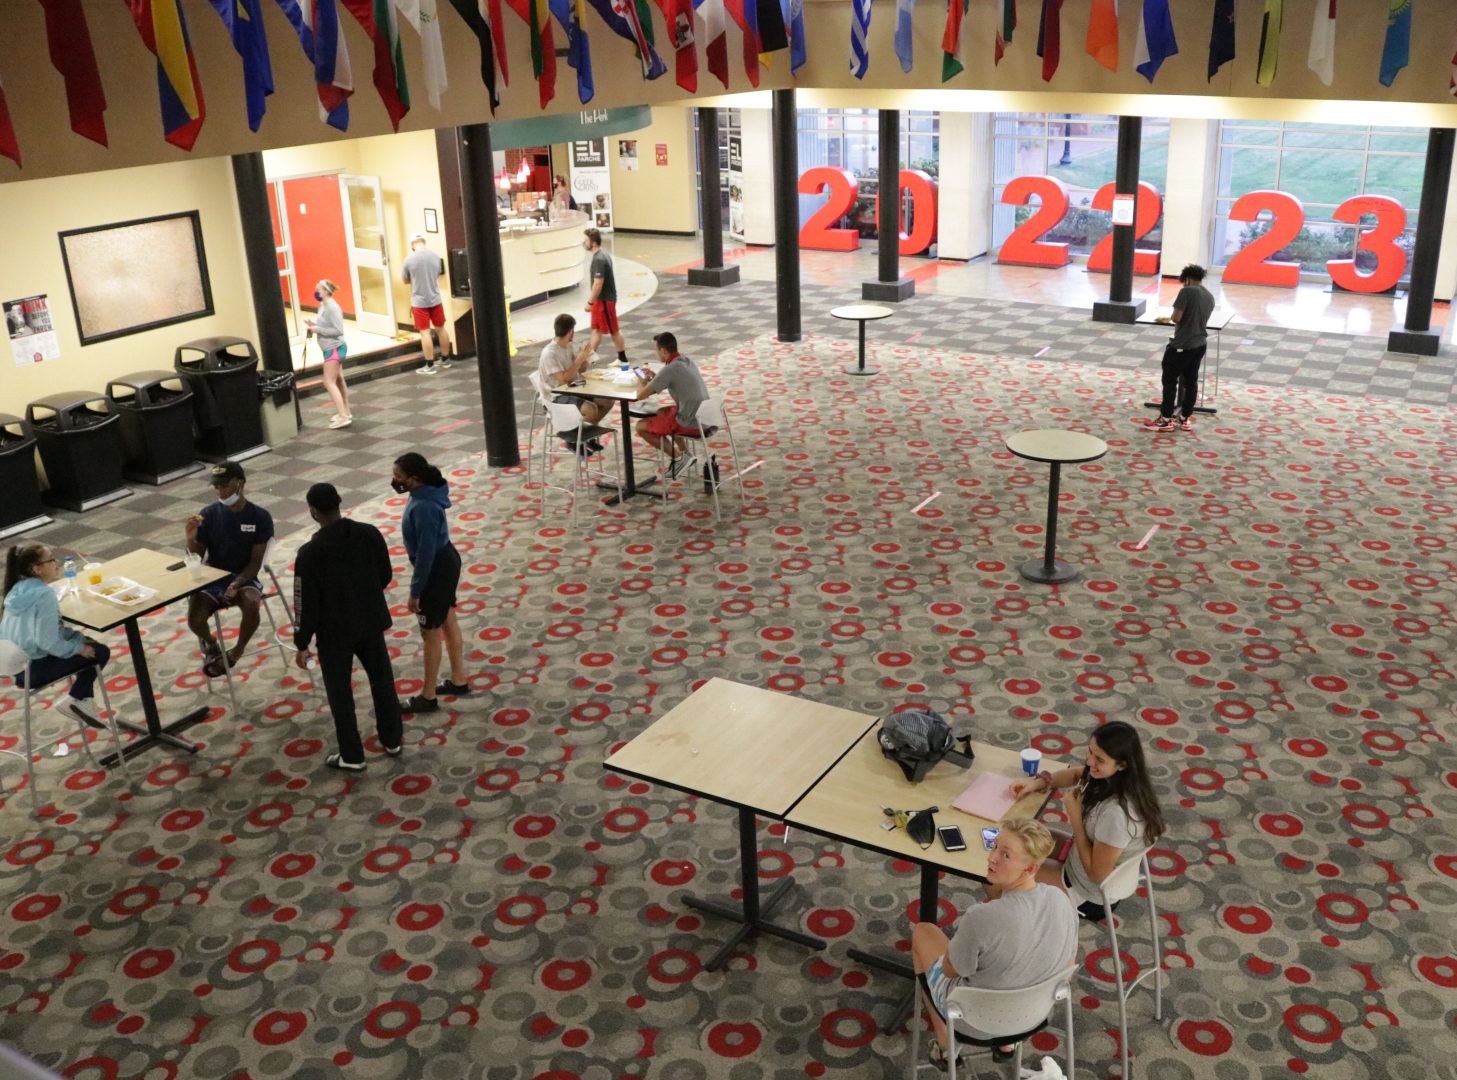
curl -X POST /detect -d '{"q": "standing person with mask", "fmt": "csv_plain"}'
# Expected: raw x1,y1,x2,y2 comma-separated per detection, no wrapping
402,233,454,376
582,228,629,368
293,483,402,771
306,279,352,429
392,452,469,714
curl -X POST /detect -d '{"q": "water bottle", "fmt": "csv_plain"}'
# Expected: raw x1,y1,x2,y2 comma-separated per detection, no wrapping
62,556,78,598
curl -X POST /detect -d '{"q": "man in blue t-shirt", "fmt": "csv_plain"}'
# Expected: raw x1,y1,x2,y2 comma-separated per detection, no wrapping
185,461,275,677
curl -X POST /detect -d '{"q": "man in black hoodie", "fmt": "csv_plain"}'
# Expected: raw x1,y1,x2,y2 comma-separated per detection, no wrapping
293,483,403,771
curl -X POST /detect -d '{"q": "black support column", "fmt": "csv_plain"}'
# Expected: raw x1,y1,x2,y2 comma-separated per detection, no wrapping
863,108,914,302
689,107,741,288
456,122,520,467
1092,115,1147,324
1389,127,1455,356
772,88,801,343
231,153,293,375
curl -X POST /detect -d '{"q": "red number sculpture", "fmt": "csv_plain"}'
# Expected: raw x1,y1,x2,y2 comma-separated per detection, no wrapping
1223,190,1304,288
997,176,1071,267
798,167,861,252
1327,194,1407,294
875,169,939,256
1087,181,1164,275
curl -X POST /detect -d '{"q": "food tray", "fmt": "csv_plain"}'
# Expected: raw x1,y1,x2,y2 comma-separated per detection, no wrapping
88,575,159,607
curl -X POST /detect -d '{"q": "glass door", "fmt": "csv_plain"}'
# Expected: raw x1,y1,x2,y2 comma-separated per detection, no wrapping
268,181,303,346
339,174,396,337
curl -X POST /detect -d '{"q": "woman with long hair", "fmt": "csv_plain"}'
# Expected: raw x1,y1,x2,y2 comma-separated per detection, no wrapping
306,279,352,429
1003,720,1166,918
1,543,111,724
391,452,469,714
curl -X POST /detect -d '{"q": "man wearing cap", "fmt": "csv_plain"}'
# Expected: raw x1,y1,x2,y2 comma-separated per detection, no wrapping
402,233,453,375
293,483,402,771
184,461,274,677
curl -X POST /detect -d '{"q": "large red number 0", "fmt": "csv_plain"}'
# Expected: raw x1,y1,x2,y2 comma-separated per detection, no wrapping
1223,191,1304,288
997,176,1070,267
1086,181,1164,275
875,169,939,256
798,168,860,252
1327,195,1407,294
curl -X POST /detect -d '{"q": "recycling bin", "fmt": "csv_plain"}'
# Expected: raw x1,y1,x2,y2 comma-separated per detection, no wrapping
0,413,52,539
26,392,131,512
107,370,203,485
175,337,268,462
258,369,299,448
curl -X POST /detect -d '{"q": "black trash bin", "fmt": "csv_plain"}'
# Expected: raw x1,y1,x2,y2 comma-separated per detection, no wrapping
0,413,53,539
175,337,268,463
107,370,203,486
27,392,132,512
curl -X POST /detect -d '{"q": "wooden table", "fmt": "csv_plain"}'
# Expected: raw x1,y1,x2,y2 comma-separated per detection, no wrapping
830,304,894,376
1136,308,1236,416
553,367,659,505
604,677,878,971
60,548,229,767
788,731,1060,1032
1005,429,1109,585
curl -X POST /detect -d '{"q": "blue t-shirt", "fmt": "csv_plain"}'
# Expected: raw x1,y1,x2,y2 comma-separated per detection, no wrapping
198,500,274,573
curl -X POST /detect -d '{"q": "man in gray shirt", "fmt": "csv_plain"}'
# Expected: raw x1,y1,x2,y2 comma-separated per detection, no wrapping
1152,263,1217,432
583,228,629,367
402,233,454,375
635,331,709,481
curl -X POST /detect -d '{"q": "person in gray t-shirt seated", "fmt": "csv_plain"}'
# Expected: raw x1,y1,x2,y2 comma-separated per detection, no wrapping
537,313,612,455
912,818,1079,1065
634,331,710,481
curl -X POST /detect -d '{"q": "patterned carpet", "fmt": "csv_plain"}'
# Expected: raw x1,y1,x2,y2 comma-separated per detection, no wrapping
2,327,1456,1080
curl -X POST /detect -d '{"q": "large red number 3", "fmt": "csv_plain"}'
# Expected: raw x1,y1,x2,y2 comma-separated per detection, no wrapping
997,176,1071,267
1086,181,1163,275
1327,195,1407,294
875,169,939,256
798,168,860,252
1223,191,1304,287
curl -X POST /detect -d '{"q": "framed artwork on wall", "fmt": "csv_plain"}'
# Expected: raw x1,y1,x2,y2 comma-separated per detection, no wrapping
58,211,214,345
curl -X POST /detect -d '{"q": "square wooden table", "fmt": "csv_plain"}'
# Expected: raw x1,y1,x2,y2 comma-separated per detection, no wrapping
604,677,878,971
553,367,660,505
61,548,230,767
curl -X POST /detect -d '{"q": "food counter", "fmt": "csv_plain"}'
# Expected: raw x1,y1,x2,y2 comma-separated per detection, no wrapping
499,208,589,309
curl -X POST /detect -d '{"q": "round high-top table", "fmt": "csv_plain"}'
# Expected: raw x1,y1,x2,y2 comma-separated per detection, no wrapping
831,304,894,376
1005,429,1109,584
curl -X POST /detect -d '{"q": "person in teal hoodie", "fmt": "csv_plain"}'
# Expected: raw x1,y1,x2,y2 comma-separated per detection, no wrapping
1,543,111,725
391,452,469,715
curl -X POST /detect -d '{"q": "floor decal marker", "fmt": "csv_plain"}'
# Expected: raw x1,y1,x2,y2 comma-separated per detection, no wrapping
433,419,473,434
1132,524,1162,550
1034,346,1051,357
910,491,942,514
723,460,765,483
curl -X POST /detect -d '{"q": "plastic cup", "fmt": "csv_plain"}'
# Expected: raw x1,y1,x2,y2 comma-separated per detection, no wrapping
1020,747,1042,777
183,552,204,578
84,563,104,586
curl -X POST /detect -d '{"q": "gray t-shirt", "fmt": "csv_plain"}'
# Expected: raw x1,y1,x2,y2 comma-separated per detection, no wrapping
647,355,708,429
590,249,617,303
402,248,445,308
1170,283,1216,349
1063,796,1146,905
946,884,1078,991
537,341,576,388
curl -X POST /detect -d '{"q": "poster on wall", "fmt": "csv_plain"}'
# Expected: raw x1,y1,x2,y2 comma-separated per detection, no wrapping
5,295,62,367
570,138,613,233
655,143,668,167
618,139,640,171
727,135,745,240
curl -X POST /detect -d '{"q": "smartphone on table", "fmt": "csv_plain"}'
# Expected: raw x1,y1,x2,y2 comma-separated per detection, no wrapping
937,825,967,852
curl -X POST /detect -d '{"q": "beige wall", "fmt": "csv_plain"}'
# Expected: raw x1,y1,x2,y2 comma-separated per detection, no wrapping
0,157,254,418
607,108,698,234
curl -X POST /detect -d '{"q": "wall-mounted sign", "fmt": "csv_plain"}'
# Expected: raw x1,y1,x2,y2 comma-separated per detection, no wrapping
656,143,668,167
570,138,613,232
797,168,939,256
618,139,639,172
1111,193,1136,226
727,136,744,240
5,295,61,367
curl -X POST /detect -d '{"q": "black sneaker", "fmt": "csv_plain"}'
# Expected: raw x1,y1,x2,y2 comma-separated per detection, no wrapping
436,681,471,696
398,695,439,714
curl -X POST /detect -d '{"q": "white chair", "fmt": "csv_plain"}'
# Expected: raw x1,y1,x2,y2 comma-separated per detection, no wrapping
0,638,129,818
909,963,1077,1080
650,395,744,521
257,537,294,671
528,371,622,520
1086,850,1165,1079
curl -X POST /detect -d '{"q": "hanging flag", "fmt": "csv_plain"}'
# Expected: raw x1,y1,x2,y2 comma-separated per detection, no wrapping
1086,0,1116,71
1208,0,1234,79
396,0,447,108
445,0,504,109
0,69,18,167
126,0,207,150
39,0,109,146
694,0,730,87
208,0,275,131
489,0,510,86
1379,0,1410,87
786,0,806,74
549,0,595,102
1133,0,1176,83
340,0,410,127
1255,0,1280,85
274,0,354,130
584,0,667,79
656,0,699,90
724,0,760,85
755,0,787,53
894,0,916,72
503,0,557,106
941,0,968,80
995,0,1016,63
1307,0,1335,85
1036,0,1062,82
851,0,872,78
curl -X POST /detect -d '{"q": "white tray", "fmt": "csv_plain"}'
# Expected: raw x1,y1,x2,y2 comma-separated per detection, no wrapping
88,576,159,607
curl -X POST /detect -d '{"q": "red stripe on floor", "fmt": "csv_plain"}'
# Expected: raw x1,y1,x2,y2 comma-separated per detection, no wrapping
904,261,959,284
660,247,752,275
433,419,473,434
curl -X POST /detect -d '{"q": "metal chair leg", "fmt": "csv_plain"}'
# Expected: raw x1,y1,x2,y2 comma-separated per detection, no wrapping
1106,905,1131,1080
23,694,39,819
259,596,289,675
94,674,130,777
211,612,241,718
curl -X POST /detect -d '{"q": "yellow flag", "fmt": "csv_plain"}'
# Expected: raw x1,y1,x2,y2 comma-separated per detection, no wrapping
1256,0,1282,85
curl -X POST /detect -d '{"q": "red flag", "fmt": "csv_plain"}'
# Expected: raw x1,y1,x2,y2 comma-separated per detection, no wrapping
339,0,409,129
39,0,108,146
699,0,729,88
656,0,698,92
503,0,557,107
489,0,510,85
724,0,759,86
0,71,19,167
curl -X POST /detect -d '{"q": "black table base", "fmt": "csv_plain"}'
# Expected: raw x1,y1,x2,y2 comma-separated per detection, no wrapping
847,863,939,1034
1020,556,1080,584
844,318,880,376
98,617,205,768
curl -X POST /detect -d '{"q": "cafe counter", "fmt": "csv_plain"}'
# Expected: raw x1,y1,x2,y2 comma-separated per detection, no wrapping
499,208,589,309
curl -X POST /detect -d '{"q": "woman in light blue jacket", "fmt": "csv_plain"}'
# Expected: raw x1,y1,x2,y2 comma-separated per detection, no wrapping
1,543,110,724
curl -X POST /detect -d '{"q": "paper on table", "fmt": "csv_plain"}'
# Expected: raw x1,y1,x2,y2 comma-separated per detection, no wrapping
952,771,1019,821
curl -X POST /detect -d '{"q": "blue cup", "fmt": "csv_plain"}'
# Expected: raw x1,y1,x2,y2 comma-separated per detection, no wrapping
981,827,999,851
1020,747,1042,777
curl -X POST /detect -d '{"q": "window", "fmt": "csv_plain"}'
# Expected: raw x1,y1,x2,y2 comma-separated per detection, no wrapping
797,108,940,240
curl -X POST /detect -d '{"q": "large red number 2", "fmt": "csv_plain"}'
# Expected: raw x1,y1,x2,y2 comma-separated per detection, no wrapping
1327,195,1406,294
1223,191,1304,287
798,168,860,252
997,176,1071,267
876,169,939,256
1086,181,1163,275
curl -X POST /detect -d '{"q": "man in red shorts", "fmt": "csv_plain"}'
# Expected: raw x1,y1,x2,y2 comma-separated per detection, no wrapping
402,233,454,375
635,331,709,480
583,228,630,367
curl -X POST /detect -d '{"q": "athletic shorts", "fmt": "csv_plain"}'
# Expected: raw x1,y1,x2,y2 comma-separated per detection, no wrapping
412,303,446,330
643,404,701,439
1063,864,1119,922
590,300,619,335
199,578,262,606
323,342,348,363
417,544,461,631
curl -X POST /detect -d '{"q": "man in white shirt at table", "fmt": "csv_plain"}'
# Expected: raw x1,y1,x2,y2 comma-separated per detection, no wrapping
537,312,611,456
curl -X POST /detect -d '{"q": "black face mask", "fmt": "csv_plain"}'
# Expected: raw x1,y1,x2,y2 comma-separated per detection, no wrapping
391,479,409,494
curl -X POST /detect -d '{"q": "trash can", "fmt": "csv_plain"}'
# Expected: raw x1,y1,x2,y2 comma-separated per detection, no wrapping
27,392,132,512
175,337,268,463
258,369,299,447
107,370,203,486
0,413,53,539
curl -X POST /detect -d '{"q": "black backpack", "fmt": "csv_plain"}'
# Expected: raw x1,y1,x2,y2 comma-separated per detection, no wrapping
877,708,974,783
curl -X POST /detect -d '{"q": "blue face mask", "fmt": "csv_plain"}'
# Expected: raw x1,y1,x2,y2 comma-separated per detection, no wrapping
313,290,323,302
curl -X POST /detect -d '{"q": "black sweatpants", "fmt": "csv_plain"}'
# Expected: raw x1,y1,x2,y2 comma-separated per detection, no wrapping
1159,343,1206,418
318,632,402,763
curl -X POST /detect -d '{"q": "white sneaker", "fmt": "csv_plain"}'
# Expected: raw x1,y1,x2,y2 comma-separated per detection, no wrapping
63,698,100,726
439,356,453,369
418,363,438,375
328,415,352,429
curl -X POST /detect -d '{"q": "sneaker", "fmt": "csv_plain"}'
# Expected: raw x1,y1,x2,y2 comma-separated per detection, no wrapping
439,356,453,370
383,743,403,757
201,646,226,678
1179,415,1194,431
398,695,439,714
1149,416,1177,432
325,752,367,772
436,680,471,696
667,454,696,480
63,697,100,727
328,415,352,429
418,363,438,376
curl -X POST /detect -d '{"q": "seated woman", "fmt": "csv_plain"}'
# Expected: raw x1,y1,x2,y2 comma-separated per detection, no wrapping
911,818,1080,1067
1,544,110,724
1006,720,1166,918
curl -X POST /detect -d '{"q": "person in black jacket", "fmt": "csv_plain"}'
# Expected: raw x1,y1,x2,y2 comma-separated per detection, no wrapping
293,483,403,771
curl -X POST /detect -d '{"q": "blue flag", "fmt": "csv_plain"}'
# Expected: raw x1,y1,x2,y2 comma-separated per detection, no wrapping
1134,0,1177,83
850,0,872,78
208,0,274,131
273,0,352,130
1207,0,1234,79
1379,0,1410,87
549,0,594,102
785,0,806,73
583,0,666,79
894,0,916,72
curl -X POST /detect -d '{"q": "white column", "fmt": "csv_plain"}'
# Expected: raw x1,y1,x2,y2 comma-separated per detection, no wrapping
740,107,777,246
1433,155,1457,301
1160,118,1218,276
937,112,992,260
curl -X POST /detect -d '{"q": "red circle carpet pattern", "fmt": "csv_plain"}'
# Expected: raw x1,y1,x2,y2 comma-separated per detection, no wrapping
2,334,1456,1078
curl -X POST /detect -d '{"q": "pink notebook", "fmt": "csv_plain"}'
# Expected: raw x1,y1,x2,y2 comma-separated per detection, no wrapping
953,773,1018,821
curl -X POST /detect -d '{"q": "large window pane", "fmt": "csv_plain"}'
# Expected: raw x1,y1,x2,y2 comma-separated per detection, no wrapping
1223,126,1280,146
1282,130,1366,151
1362,155,1425,208
1222,147,1278,194
1278,150,1362,211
